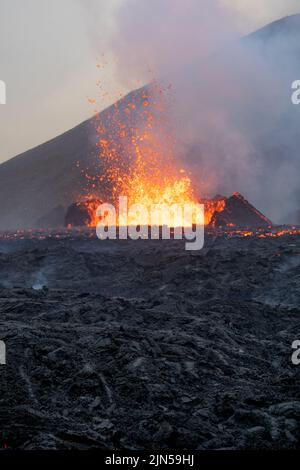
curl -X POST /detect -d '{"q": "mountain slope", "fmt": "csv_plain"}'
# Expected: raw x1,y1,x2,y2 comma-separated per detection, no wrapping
0,87,150,230
1,15,300,230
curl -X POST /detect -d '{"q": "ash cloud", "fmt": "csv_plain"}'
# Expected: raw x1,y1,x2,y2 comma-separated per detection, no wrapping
104,0,300,223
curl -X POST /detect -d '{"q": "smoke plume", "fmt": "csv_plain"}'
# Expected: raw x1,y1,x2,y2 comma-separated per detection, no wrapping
84,0,300,222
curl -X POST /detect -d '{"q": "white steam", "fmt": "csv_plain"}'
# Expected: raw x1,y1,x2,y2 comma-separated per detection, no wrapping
81,0,300,223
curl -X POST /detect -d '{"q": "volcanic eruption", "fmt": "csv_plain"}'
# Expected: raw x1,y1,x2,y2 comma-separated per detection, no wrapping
65,82,273,232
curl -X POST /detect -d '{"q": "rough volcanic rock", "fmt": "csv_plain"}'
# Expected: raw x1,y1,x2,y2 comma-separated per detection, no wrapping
210,193,272,228
0,232,299,450
64,199,102,227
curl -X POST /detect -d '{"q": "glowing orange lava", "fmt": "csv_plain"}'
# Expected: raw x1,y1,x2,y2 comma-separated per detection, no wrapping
90,81,207,227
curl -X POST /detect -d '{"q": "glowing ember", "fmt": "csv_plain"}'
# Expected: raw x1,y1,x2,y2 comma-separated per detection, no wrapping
76,76,276,231
201,198,226,225
89,81,206,227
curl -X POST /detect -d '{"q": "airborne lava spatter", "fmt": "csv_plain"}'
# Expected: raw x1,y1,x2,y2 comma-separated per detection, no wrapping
74,74,283,231
86,80,207,227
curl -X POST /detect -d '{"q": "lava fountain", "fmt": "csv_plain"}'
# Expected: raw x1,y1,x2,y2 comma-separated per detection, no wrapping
88,81,216,228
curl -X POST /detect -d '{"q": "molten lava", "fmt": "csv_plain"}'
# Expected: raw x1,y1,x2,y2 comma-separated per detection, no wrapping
200,197,226,225
89,82,207,227
79,80,271,230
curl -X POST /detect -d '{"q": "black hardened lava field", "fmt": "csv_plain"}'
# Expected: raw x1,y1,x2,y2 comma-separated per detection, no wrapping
0,230,299,450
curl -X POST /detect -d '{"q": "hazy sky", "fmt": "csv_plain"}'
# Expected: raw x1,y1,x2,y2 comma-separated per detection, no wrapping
0,0,299,163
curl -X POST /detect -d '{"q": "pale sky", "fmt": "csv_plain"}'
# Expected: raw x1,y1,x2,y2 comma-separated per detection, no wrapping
0,0,299,163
